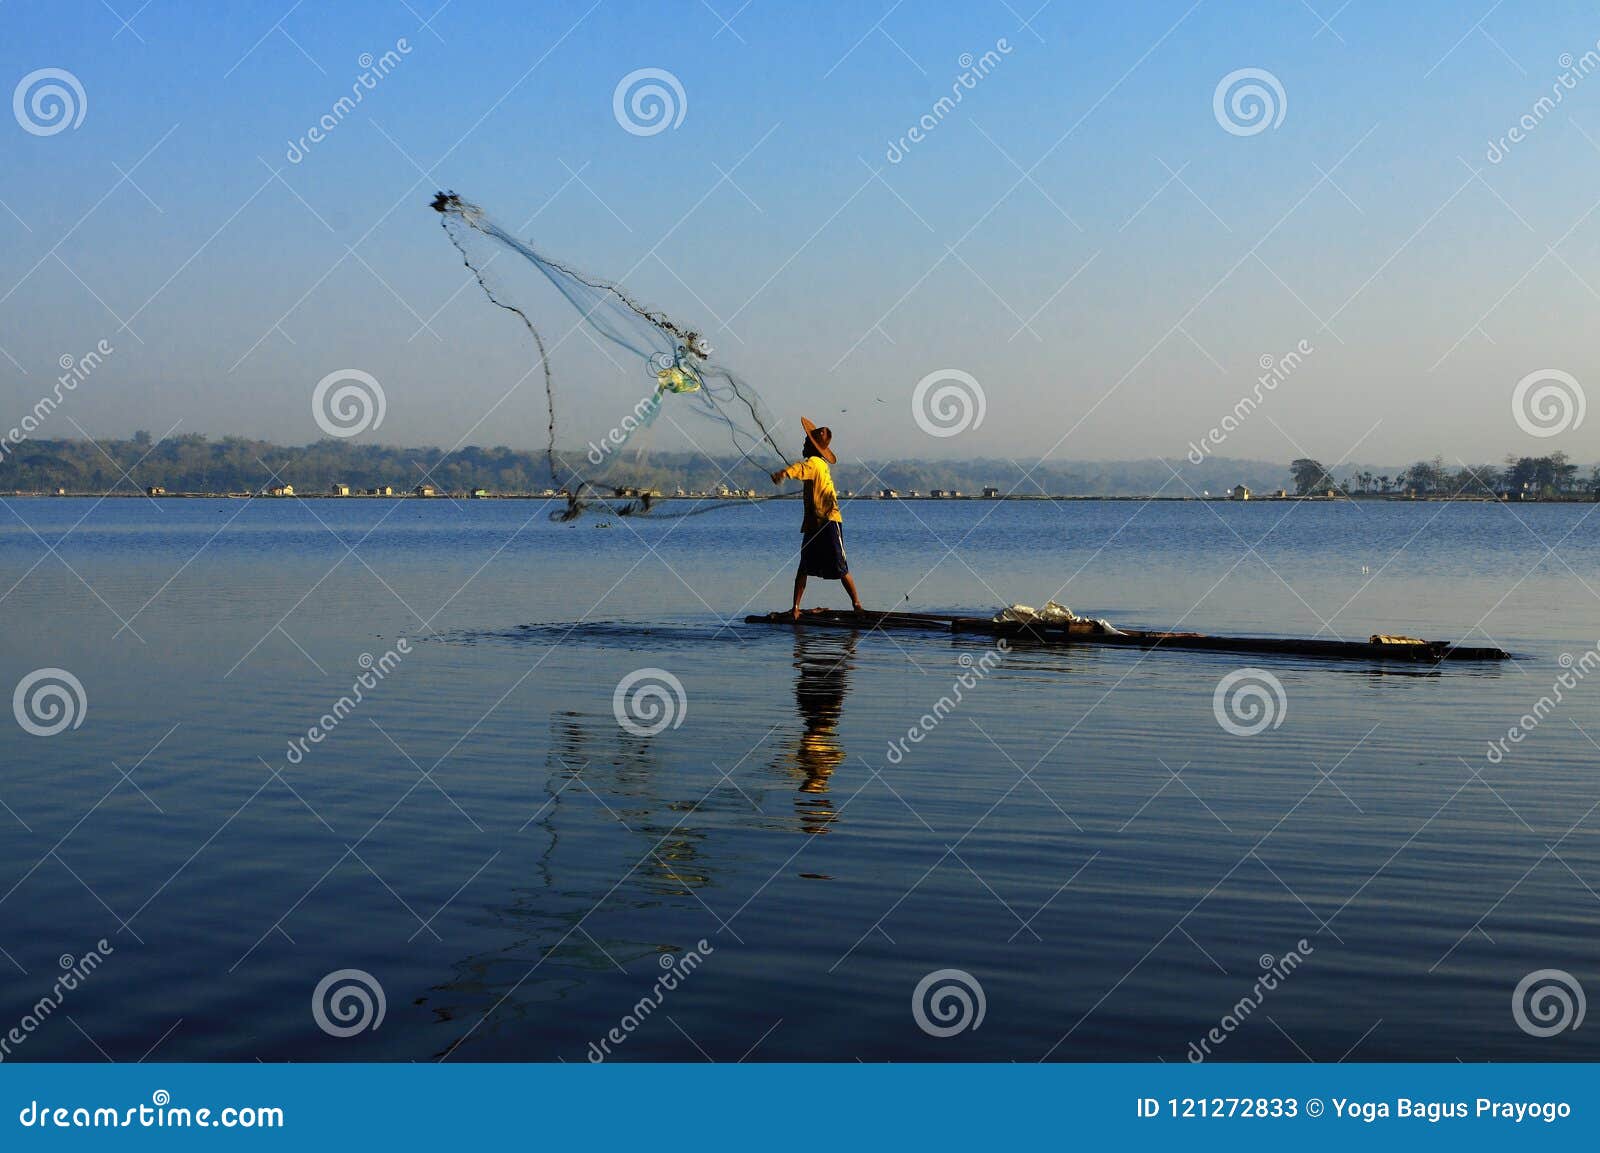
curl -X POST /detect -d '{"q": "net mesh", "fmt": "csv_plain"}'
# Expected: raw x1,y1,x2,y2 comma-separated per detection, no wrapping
430,192,789,518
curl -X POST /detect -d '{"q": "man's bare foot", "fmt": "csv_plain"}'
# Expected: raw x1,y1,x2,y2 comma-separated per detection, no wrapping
790,607,802,621
851,603,865,613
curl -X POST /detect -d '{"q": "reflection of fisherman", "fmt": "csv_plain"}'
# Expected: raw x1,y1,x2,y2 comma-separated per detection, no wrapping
781,631,857,835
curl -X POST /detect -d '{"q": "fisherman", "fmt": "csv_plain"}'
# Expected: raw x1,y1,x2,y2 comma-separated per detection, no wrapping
770,418,864,620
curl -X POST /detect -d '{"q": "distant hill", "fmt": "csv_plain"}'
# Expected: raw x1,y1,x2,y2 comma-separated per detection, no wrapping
0,435,1297,496
4,434,1588,498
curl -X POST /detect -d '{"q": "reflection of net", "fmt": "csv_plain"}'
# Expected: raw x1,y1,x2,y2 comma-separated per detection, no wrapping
430,192,788,518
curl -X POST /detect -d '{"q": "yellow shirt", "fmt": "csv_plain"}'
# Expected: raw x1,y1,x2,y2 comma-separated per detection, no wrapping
781,456,843,531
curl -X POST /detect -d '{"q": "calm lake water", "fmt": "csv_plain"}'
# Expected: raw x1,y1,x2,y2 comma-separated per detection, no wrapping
2,495,1597,1061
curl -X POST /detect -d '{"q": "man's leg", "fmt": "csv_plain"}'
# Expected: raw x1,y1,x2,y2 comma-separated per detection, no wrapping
840,574,863,612
791,569,807,619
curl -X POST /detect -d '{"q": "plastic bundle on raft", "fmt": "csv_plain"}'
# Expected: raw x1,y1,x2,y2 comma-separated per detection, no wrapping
994,601,1125,635
429,191,788,519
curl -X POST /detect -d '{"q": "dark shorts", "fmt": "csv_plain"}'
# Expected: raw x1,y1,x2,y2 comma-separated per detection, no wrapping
799,521,849,579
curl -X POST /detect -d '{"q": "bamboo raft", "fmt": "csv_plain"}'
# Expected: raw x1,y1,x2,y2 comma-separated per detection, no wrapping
745,609,1511,663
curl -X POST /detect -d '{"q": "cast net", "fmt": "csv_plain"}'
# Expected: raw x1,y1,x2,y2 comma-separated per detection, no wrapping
430,191,789,518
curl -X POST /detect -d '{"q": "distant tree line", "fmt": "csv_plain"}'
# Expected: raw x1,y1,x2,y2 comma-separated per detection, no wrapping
5,434,1100,495
4,433,1594,499
1290,453,1590,498
0,434,1235,496
0,434,567,495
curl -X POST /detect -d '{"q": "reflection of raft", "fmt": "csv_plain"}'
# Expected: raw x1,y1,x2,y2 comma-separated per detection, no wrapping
744,609,1512,663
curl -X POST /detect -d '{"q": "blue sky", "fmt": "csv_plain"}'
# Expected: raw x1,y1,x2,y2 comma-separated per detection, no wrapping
3,0,1600,464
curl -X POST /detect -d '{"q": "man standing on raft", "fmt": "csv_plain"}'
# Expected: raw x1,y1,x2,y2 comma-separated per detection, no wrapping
771,418,864,620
